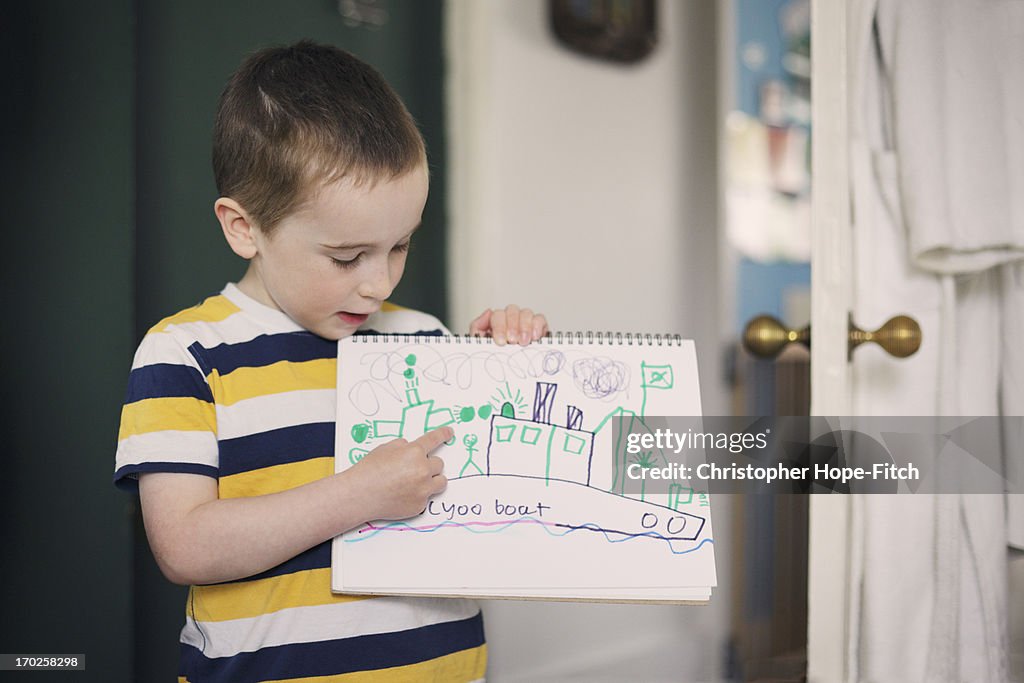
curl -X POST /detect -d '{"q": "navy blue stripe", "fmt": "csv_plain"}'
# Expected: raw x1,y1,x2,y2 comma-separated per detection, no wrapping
217,423,334,477
181,610,484,683
124,363,213,403
191,332,337,376
191,329,445,377
113,462,219,492
353,328,445,337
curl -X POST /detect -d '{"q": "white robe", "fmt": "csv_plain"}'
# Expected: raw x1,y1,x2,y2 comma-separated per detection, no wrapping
848,0,1023,680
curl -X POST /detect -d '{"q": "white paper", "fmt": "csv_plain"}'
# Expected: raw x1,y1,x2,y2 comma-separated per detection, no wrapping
332,336,716,602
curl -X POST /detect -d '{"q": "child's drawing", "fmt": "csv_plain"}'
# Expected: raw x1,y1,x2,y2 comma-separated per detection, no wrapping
337,340,714,578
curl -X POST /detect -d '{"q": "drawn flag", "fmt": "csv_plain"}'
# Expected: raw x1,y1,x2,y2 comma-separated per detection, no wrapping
640,362,674,390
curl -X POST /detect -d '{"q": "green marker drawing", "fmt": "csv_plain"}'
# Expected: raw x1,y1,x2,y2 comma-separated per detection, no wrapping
640,361,674,417
491,382,528,416
669,482,695,509
543,423,557,486
460,433,484,476
631,450,658,501
351,423,370,444
459,406,476,423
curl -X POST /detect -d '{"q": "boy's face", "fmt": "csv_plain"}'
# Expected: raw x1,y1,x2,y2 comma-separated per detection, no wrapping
239,165,428,340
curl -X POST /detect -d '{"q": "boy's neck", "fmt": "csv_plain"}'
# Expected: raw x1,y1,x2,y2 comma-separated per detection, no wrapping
236,263,277,311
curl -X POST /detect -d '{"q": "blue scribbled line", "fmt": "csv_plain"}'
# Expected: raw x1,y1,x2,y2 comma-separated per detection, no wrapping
346,516,714,555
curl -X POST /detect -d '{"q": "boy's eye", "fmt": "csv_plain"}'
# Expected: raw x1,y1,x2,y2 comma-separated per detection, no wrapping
330,253,363,269
330,241,408,269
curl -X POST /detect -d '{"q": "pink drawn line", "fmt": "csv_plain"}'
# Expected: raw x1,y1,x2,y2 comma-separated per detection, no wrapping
360,518,547,533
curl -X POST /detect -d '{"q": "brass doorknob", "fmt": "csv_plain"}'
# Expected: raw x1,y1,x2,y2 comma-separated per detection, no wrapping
847,314,921,358
741,314,922,359
742,315,809,359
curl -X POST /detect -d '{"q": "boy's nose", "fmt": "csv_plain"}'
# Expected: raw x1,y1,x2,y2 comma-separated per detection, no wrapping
357,260,394,301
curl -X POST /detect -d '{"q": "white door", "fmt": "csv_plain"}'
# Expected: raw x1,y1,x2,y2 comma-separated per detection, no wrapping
806,1,1022,679
807,1,855,680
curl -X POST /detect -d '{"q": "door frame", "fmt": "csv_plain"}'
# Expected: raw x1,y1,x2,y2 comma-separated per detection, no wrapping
808,0,855,681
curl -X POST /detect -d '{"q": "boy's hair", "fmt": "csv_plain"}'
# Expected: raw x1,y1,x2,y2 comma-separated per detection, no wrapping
213,41,426,234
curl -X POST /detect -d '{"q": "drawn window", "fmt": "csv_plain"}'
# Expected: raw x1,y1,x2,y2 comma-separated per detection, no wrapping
563,433,586,455
426,409,455,430
520,426,542,445
374,420,402,438
495,425,516,442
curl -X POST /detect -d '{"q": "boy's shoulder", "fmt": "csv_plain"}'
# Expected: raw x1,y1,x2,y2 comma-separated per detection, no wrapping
135,288,448,366
137,287,450,357
129,290,251,372
145,290,243,337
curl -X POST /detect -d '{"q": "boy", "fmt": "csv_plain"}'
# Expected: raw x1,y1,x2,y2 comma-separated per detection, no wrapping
115,41,547,682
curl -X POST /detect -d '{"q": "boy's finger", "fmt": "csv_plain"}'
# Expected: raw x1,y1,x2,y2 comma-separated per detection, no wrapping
503,305,521,345
414,427,453,454
431,474,449,495
426,454,444,476
491,309,508,346
532,314,548,340
518,309,534,345
468,309,492,336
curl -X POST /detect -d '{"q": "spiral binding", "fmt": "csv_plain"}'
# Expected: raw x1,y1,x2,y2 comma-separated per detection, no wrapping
350,331,684,346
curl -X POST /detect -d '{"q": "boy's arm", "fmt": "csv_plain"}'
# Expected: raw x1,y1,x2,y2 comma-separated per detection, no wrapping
140,427,452,586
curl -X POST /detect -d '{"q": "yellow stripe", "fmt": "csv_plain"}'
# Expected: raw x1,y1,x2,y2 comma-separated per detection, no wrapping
263,644,487,682
219,457,333,499
118,396,216,440
149,295,240,333
214,358,336,406
190,568,369,622
381,301,404,312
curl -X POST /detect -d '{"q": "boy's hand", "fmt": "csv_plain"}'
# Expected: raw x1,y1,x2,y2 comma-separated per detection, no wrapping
469,305,549,346
350,426,451,521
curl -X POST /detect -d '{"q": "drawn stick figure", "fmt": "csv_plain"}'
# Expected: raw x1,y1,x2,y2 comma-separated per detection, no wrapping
460,433,484,477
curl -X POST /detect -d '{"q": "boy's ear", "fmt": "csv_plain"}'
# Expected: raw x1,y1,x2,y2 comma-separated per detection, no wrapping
215,197,259,260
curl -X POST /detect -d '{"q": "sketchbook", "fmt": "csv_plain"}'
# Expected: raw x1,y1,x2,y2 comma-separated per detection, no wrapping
331,332,716,603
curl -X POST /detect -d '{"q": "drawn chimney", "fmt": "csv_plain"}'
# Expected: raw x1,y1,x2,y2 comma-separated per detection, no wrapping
533,382,557,424
567,405,583,430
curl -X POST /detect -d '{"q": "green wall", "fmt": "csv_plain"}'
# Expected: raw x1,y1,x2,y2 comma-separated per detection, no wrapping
1,1,135,681
136,0,448,327
3,2,446,680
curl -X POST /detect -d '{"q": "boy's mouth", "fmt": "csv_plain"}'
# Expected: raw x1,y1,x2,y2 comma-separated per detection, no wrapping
337,311,371,326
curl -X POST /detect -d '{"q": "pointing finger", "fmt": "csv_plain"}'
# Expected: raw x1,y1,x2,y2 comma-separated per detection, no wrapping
414,426,454,454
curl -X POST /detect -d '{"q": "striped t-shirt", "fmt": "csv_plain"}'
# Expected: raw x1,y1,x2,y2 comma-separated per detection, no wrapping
115,283,486,683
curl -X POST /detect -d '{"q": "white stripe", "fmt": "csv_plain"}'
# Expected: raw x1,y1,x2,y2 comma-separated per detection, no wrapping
181,597,480,659
215,390,336,440
364,309,450,335
160,313,299,349
147,307,447,362
132,330,206,371
116,430,219,470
